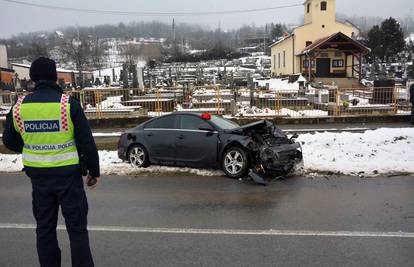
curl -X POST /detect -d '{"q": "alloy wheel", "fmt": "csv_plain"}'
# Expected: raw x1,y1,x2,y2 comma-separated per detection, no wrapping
129,147,145,167
224,150,244,175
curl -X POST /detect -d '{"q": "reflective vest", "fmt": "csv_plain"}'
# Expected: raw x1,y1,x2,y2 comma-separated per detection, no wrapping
13,94,79,168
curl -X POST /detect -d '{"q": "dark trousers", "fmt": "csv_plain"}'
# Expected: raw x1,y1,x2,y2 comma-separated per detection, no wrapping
411,106,414,124
28,167,94,267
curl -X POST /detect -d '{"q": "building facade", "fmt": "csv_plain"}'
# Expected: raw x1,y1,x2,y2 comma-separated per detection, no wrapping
11,63,94,88
0,44,7,69
270,0,369,81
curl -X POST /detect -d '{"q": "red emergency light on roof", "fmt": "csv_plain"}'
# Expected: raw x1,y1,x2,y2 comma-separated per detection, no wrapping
200,113,211,120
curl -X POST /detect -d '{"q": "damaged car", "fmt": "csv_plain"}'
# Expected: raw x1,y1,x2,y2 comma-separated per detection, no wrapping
117,112,303,183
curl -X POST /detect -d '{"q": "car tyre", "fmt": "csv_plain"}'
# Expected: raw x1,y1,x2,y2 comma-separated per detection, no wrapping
222,147,249,179
128,144,150,168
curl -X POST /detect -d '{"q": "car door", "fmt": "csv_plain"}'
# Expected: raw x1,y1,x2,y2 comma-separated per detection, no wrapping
143,115,177,165
175,114,219,168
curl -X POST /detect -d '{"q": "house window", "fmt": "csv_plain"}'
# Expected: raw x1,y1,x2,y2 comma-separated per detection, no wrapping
321,1,327,11
303,60,315,68
273,55,276,69
278,53,281,68
283,51,286,67
307,3,311,13
332,59,344,68
306,41,313,47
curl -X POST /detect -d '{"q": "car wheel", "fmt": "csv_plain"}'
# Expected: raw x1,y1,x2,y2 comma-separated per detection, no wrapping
128,144,150,168
222,147,249,179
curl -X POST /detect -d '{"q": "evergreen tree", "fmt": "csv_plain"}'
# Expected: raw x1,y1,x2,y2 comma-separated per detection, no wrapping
365,17,406,62
366,25,383,62
270,23,286,40
380,17,405,61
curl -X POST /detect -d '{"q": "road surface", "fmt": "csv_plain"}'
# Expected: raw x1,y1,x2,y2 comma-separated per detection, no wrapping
0,173,413,267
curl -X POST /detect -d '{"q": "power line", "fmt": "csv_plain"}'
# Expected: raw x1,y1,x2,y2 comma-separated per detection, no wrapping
2,0,302,17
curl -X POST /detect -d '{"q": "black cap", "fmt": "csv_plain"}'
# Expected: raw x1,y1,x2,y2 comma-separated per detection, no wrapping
30,57,58,82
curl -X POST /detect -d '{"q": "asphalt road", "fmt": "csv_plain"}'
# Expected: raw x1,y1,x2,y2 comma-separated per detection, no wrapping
0,173,413,267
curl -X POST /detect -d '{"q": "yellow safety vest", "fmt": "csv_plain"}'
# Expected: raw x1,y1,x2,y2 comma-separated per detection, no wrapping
13,94,79,168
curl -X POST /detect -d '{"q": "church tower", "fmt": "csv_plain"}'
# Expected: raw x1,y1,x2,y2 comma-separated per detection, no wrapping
304,0,336,26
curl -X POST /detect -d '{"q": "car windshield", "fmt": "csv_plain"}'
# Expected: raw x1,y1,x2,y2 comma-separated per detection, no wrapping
210,115,240,130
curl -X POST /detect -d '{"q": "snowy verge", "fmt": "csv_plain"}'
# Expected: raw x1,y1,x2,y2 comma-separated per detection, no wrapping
98,151,223,177
0,151,224,177
297,128,414,176
1,128,414,177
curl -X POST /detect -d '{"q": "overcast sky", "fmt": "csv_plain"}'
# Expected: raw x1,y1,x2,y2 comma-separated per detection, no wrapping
1,0,413,38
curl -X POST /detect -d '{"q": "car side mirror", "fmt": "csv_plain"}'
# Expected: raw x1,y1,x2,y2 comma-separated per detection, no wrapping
198,123,215,132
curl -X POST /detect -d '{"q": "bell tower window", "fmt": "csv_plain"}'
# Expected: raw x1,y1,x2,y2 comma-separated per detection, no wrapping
321,1,327,11
307,3,311,13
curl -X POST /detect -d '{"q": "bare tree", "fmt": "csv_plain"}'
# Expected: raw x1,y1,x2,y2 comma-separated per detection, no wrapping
90,37,107,76
28,39,50,61
60,32,92,88
120,43,142,65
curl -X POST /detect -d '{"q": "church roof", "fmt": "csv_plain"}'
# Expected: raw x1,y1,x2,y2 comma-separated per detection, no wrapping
298,32,370,55
269,34,294,48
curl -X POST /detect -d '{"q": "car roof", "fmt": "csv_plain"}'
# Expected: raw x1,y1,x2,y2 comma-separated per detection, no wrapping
146,112,204,123
175,111,205,115
163,111,206,117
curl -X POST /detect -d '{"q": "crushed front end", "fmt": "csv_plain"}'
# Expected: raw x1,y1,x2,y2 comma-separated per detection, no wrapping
228,120,303,184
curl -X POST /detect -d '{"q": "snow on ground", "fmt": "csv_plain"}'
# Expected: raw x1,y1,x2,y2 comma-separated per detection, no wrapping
405,33,414,43
147,111,173,117
192,89,233,96
0,151,223,177
0,154,23,172
99,96,125,109
254,75,306,92
236,106,328,117
297,128,414,176
1,128,414,177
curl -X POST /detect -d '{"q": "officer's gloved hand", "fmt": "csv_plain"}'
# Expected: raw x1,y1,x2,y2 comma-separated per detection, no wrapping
86,175,100,190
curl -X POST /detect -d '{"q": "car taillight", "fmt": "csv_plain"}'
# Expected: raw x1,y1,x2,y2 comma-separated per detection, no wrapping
201,113,211,120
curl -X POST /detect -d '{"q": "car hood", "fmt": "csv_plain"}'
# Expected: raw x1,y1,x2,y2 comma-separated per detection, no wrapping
225,120,286,138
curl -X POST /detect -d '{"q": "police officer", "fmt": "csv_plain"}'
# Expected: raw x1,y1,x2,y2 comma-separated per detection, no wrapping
2,57,100,267
410,82,414,124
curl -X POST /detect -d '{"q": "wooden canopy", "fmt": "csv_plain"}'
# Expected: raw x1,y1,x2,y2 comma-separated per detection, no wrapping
299,32,370,55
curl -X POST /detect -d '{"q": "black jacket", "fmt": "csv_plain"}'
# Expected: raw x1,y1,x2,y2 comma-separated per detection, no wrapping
410,83,414,104
2,81,100,177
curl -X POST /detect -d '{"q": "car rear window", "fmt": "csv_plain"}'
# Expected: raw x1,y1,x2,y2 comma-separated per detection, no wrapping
145,115,176,129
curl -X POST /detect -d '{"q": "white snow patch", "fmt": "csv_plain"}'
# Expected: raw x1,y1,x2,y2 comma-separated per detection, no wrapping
298,128,414,176
254,75,306,92
236,106,328,117
405,33,414,43
0,154,23,172
98,151,223,176
0,151,223,176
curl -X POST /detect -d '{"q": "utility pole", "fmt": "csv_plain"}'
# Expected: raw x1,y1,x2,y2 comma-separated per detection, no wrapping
264,25,267,55
172,18,177,57
248,73,254,107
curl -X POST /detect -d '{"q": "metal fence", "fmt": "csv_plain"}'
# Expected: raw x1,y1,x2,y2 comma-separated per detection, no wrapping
0,86,411,119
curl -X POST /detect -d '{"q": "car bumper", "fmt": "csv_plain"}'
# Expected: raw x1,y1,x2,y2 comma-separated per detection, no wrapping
118,146,128,161
260,143,303,175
